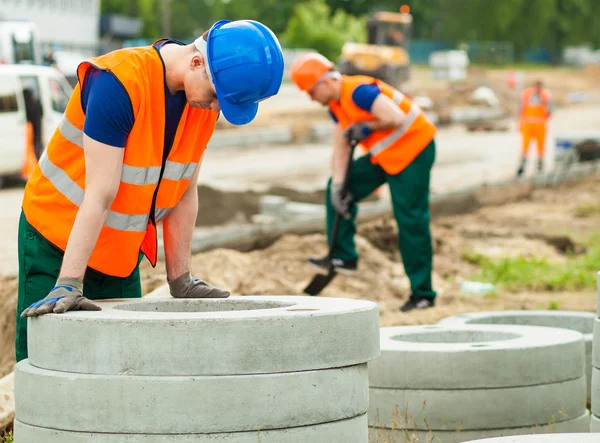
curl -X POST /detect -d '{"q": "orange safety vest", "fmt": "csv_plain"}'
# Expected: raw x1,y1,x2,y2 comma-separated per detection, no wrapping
521,87,551,125
329,75,436,175
22,41,218,278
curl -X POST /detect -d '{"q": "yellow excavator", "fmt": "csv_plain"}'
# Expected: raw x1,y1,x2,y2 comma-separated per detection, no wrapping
339,5,412,88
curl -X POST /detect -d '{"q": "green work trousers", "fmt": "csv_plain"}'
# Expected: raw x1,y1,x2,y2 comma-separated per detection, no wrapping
326,139,437,299
16,211,142,363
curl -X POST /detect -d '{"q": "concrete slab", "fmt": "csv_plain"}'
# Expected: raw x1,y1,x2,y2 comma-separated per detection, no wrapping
369,410,590,443
15,361,368,434
590,413,600,432
463,430,597,442
369,325,585,389
368,376,586,431
438,310,594,399
27,296,380,376
14,414,368,443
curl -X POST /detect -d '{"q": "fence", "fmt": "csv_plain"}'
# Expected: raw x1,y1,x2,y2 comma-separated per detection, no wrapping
410,39,514,66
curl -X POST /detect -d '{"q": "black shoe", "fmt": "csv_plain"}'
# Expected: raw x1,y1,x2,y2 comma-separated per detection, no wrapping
517,164,525,177
307,256,358,275
400,297,435,312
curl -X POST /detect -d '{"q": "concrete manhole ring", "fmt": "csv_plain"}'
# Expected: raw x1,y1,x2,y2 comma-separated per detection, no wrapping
15,361,368,434
438,310,594,398
368,410,590,441
14,414,368,442
26,295,380,375
369,324,585,389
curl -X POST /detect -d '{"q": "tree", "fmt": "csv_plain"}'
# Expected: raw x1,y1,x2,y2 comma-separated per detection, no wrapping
282,0,366,61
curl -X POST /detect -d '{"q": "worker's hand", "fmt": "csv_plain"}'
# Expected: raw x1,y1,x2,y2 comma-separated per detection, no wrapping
330,182,353,219
20,278,101,318
168,272,231,299
344,122,371,142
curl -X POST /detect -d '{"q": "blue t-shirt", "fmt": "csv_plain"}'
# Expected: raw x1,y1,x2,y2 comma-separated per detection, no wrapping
81,40,188,162
328,83,381,123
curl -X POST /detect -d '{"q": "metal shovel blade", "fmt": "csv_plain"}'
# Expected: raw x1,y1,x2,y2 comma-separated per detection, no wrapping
303,270,337,296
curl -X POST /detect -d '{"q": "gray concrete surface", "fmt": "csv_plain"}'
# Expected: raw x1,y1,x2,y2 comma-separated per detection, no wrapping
438,311,594,400
369,325,585,389
16,361,368,434
589,367,600,417
463,430,599,442
368,376,586,431
14,414,368,443
369,411,590,443
27,296,380,375
591,413,600,432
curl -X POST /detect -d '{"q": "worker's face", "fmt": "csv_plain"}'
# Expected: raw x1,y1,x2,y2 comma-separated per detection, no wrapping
183,53,220,112
308,78,334,105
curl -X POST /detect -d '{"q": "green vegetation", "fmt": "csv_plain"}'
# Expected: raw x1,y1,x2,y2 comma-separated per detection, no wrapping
1,431,13,443
281,0,366,61
463,235,600,292
101,0,600,59
575,204,600,218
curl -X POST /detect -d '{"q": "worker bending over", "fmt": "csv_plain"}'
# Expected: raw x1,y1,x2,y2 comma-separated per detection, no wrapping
517,80,552,176
290,52,437,312
16,20,284,362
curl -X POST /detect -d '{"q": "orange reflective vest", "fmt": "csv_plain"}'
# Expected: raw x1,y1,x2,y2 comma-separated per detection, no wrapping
520,87,552,125
329,75,436,175
22,41,218,278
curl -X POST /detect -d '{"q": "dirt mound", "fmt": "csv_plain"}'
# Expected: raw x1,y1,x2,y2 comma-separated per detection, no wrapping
0,278,17,378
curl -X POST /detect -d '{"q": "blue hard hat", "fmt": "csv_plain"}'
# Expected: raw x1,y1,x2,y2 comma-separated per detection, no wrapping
205,20,284,126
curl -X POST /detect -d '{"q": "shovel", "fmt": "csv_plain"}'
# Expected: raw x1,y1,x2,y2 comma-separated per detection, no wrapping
303,139,358,296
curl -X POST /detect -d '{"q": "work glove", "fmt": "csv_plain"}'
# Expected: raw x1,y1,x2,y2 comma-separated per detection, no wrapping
20,277,101,318
330,182,354,220
168,272,231,299
344,122,371,142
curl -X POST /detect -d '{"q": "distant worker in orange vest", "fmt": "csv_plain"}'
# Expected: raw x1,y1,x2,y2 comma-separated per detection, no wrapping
290,52,437,313
517,80,552,176
16,20,284,362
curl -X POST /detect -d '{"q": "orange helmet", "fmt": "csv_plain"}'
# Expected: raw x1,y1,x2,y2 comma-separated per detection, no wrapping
290,52,334,92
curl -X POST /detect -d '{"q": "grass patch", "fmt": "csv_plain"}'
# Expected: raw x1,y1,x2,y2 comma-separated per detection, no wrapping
1,432,12,443
575,204,600,218
465,235,600,292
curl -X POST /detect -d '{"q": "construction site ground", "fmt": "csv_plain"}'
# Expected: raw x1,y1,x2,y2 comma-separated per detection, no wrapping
1,65,600,380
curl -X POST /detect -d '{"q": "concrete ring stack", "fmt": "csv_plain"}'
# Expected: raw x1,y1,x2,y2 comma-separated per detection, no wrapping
438,309,595,404
590,272,600,432
368,324,589,442
14,295,381,442
463,434,600,442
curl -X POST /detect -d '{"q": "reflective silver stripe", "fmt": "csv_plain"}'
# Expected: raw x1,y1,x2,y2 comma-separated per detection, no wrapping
59,116,84,148
392,90,405,105
38,152,84,206
59,117,196,184
369,104,421,157
38,152,149,232
163,161,198,181
155,207,172,222
105,211,149,232
121,165,162,185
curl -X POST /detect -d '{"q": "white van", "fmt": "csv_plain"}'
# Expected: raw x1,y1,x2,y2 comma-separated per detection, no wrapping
0,64,73,180
0,20,42,65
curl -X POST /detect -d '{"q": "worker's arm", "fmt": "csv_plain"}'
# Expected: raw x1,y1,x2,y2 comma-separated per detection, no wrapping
59,136,124,279
162,156,230,298
163,157,202,281
331,123,350,183
365,94,408,132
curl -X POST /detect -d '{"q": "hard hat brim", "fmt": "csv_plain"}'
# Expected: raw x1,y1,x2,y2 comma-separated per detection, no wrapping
219,99,259,126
